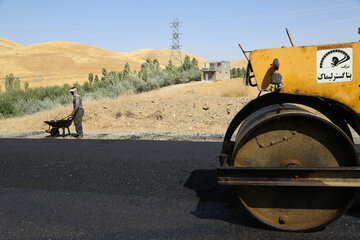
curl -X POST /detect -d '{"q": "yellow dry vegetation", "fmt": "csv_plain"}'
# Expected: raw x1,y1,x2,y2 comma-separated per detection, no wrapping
0,78,258,134
0,41,144,88
178,77,257,97
0,38,246,89
0,37,23,49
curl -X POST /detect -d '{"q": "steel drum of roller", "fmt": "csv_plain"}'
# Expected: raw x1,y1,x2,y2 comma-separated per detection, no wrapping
231,104,360,231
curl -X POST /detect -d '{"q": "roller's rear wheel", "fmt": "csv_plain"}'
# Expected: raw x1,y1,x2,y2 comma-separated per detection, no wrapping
232,105,359,231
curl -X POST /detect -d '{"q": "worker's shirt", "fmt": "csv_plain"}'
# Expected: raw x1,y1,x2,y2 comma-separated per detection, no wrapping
73,93,83,112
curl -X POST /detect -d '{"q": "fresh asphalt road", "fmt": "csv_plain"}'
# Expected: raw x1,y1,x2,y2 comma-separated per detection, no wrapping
0,139,360,240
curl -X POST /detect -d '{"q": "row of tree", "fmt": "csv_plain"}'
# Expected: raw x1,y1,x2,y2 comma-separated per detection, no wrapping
87,55,200,86
230,67,246,79
4,73,29,92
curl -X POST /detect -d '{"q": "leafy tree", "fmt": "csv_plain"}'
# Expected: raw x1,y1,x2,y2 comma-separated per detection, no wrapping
5,74,21,91
14,77,20,91
153,59,160,72
191,57,199,69
24,82,29,90
230,67,247,78
102,68,107,77
182,55,192,71
231,68,239,78
101,68,108,81
147,58,154,72
140,59,158,80
138,58,162,80
139,62,149,80
88,73,94,84
118,72,124,81
5,73,15,91
83,81,92,92
107,71,118,83
123,62,131,77
241,67,246,77
94,74,99,83
165,60,176,73
236,68,241,78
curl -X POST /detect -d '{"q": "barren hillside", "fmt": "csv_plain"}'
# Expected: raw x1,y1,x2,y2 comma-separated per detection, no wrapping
0,41,145,88
0,38,246,89
231,58,248,69
0,37,23,49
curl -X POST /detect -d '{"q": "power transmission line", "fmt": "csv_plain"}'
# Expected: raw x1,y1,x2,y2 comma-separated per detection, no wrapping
169,15,182,65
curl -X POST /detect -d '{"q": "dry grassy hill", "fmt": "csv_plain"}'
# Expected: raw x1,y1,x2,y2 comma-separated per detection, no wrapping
0,41,145,88
0,37,23,49
0,38,246,89
231,58,248,69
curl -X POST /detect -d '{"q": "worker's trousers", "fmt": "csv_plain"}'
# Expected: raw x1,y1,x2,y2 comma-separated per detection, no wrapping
74,108,84,136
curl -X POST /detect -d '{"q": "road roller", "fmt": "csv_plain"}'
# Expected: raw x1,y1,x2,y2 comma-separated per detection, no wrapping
217,38,360,231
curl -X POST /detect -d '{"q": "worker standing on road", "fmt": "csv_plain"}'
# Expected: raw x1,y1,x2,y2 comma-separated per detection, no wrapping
69,87,84,139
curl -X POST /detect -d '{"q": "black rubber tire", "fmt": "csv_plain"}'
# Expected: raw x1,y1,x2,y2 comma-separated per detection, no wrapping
50,128,60,137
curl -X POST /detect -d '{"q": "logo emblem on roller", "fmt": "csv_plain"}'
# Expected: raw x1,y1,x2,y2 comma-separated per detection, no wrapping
317,47,353,83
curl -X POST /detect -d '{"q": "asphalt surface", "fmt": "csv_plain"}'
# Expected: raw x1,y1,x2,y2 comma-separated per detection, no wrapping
1,139,360,240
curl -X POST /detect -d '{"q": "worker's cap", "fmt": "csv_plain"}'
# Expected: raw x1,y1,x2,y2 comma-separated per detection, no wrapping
69,87,77,93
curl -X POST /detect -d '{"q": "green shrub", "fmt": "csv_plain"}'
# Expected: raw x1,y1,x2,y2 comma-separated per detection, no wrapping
13,98,59,116
24,82,29,90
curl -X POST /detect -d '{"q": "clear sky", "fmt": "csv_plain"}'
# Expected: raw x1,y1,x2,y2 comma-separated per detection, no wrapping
0,0,359,61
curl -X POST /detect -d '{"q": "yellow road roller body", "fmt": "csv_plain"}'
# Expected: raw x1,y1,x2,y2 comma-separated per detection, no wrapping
218,41,360,232
251,42,360,112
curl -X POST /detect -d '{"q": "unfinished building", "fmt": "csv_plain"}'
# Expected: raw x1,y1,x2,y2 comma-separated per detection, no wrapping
201,61,230,81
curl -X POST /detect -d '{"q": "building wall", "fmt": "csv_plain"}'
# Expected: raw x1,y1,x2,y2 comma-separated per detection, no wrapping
201,61,230,81
202,71,216,81
215,71,230,80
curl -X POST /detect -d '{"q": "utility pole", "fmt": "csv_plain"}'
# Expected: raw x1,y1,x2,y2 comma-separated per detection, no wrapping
169,15,183,65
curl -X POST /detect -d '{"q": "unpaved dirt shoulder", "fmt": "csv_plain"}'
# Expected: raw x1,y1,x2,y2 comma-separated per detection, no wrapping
0,130,225,142
0,78,257,135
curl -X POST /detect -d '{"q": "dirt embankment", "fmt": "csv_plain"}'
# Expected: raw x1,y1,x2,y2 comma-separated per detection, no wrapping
0,78,258,137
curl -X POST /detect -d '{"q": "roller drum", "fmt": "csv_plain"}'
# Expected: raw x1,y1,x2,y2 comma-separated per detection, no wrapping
232,104,359,231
